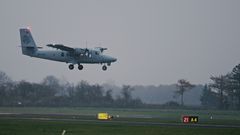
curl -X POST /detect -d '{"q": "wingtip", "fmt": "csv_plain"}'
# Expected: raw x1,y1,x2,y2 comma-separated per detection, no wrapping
46,44,53,47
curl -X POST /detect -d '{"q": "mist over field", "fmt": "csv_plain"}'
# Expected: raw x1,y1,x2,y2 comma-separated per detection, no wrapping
0,0,240,110
1,1,240,135
1,0,240,86
103,83,203,105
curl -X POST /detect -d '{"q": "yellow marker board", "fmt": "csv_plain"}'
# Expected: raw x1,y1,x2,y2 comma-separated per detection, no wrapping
97,113,112,120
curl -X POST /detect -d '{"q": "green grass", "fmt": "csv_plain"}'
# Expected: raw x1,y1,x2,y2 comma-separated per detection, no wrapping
0,107,240,125
0,119,240,135
0,107,240,135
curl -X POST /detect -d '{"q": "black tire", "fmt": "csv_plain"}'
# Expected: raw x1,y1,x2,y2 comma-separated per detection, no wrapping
69,64,74,70
78,64,83,70
102,65,107,71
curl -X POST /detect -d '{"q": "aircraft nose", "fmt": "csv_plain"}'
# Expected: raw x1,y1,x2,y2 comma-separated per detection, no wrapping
112,57,117,62
104,55,117,63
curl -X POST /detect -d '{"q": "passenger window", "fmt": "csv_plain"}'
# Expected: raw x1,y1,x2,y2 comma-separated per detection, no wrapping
61,52,64,57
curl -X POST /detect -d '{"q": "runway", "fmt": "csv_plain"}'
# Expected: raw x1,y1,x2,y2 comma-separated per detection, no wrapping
1,113,240,128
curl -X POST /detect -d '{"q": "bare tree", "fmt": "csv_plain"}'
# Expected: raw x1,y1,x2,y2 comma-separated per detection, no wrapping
175,79,195,106
121,85,134,101
41,75,60,96
0,71,12,85
230,64,240,109
209,75,229,109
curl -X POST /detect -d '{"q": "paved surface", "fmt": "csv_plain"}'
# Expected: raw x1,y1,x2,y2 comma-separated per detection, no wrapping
1,113,240,128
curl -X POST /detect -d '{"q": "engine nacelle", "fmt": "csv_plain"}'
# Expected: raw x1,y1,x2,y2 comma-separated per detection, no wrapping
74,48,84,54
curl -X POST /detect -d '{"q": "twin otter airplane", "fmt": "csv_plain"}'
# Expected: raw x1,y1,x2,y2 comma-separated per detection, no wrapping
20,28,117,71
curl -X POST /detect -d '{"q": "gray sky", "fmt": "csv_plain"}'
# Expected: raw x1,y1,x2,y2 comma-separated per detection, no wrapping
0,0,240,86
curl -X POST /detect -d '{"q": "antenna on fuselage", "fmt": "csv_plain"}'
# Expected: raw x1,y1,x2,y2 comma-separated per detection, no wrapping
84,40,90,57
85,40,88,49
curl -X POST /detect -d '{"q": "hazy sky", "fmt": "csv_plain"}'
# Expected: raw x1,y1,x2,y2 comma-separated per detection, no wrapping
0,0,240,86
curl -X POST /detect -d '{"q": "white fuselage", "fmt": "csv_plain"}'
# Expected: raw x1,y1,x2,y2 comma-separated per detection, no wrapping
19,28,117,70
25,49,116,64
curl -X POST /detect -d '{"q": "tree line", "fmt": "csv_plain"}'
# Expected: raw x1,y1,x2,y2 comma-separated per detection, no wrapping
1,63,240,110
200,63,240,110
172,63,240,110
0,73,143,107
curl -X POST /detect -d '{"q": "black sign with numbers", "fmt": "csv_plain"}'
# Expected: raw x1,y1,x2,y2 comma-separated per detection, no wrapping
182,116,198,123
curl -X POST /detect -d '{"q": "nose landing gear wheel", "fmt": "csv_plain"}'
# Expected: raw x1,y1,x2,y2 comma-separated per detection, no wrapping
78,64,83,70
69,64,74,70
102,65,107,71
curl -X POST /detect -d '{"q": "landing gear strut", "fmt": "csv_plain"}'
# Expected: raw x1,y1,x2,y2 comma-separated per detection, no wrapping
78,64,83,70
69,64,74,70
102,65,107,71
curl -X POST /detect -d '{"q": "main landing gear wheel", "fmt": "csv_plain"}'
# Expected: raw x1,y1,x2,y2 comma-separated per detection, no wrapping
102,65,107,71
69,64,74,70
78,64,83,70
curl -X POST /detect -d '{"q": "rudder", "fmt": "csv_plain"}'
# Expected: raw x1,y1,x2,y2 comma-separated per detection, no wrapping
19,28,37,55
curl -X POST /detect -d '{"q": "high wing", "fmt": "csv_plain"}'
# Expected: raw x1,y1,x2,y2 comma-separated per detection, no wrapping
46,44,90,56
47,44,74,52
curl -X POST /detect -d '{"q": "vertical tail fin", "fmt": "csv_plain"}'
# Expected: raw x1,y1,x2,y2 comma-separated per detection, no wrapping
19,28,38,55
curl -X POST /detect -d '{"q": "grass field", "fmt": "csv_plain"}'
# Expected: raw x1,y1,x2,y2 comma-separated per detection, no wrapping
0,119,240,135
0,107,240,135
0,107,240,124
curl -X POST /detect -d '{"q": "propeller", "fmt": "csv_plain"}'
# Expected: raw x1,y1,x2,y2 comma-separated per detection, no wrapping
100,48,107,53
